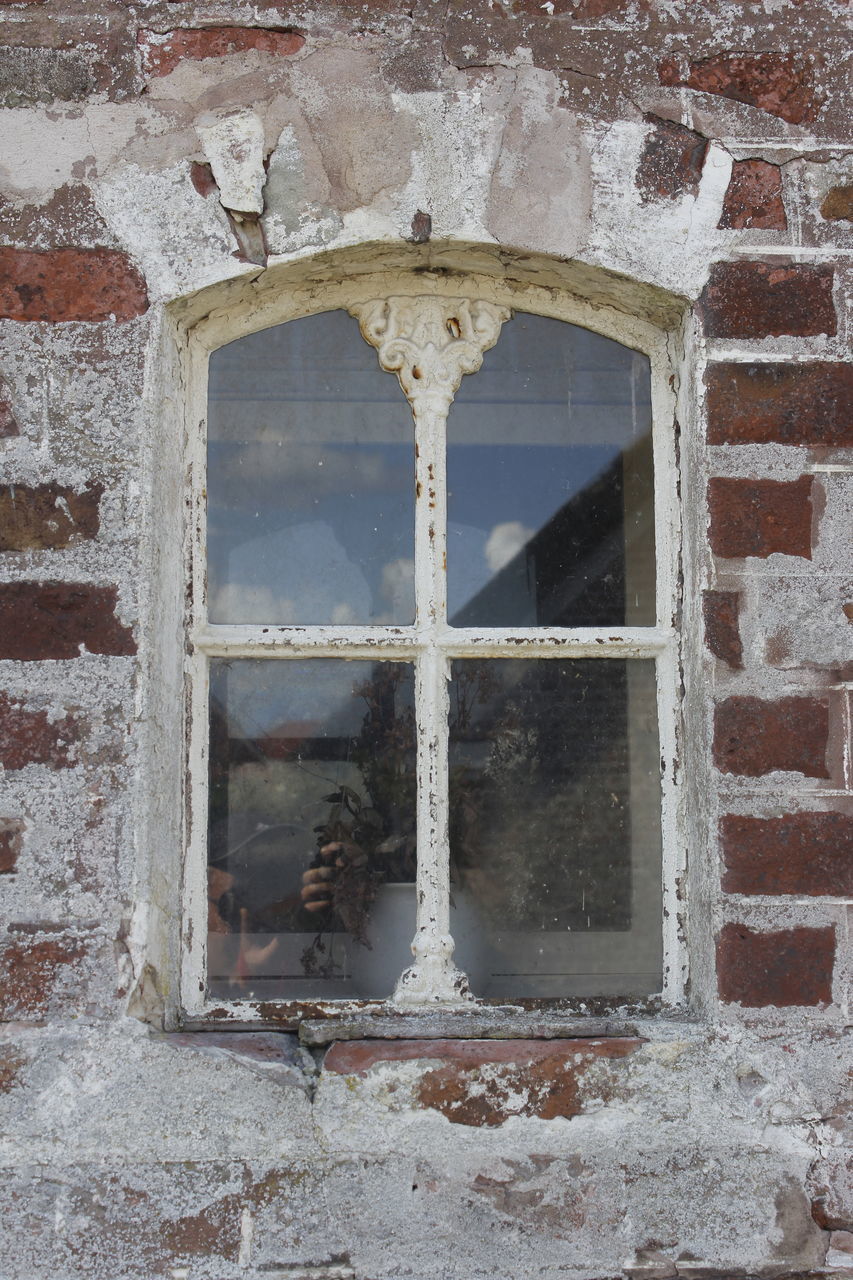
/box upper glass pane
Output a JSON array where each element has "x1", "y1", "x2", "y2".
[
  {"x1": 207, "y1": 311, "x2": 414, "y2": 625},
  {"x1": 447, "y1": 314, "x2": 655, "y2": 628}
]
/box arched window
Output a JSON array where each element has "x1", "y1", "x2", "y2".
[{"x1": 181, "y1": 277, "x2": 681, "y2": 1027}]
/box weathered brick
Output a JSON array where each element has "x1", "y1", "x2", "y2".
[
  {"x1": 0, "y1": 693, "x2": 80, "y2": 770},
  {"x1": 0, "y1": 46, "x2": 94, "y2": 107},
  {"x1": 0, "y1": 933, "x2": 89, "y2": 1021},
  {"x1": 0, "y1": 818, "x2": 24, "y2": 874},
  {"x1": 659, "y1": 52, "x2": 822, "y2": 125},
  {"x1": 820, "y1": 185, "x2": 853, "y2": 222},
  {"x1": 0, "y1": 482, "x2": 102, "y2": 551},
  {"x1": 190, "y1": 161, "x2": 218, "y2": 198},
  {"x1": 698, "y1": 262, "x2": 836, "y2": 340},
  {"x1": 721, "y1": 812, "x2": 853, "y2": 896},
  {"x1": 139, "y1": 27, "x2": 305, "y2": 78},
  {"x1": 0, "y1": 248, "x2": 147, "y2": 324},
  {"x1": 717, "y1": 923, "x2": 835, "y2": 1006},
  {"x1": 812, "y1": 1158, "x2": 853, "y2": 1231},
  {"x1": 713, "y1": 695, "x2": 829, "y2": 778},
  {"x1": 636, "y1": 116, "x2": 708, "y2": 202},
  {"x1": 325, "y1": 1038, "x2": 643, "y2": 1126},
  {"x1": 706, "y1": 363, "x2": 853, "y2": 448},
  {"x1": 0, "y1": 397, "x2": 18, "y2": 438},
  {"x1": 708, "y1": 476, "x2": 813, "y2": 560},
  {"x1": 718, "y1": 159, "x2": 786, "y2": 230},
  {"x1": 0, "y1": 184, "x2": 114, "y2": 251},
  {"x1": 0, "y1": 583, "x2": 135, "y2": 660},
  {"x1": 703, "y1": 590, "x2": 743, "y2": 668},
  {"x1": 0, "y1": 1046, "x2": 26, "y2": 1091}
]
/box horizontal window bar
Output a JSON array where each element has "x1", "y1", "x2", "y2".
[{"x1": 193, "y1": 624, "x2": 672, "y2": 658}]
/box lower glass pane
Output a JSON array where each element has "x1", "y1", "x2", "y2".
[
  {"x1": 448, "y1": 658, "x2": 663, "y2": 998},
  {"x1": 207, "y1": 658, "x2": 416, "y2": 1001}
]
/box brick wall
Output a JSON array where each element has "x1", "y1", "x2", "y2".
[{"x1": 0, "y1": 0, "x2": 851, "y2": 1276}]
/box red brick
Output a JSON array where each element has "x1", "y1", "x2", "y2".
[
  {"x1": 659, "y1": 52, "x2": 822, "y2": 125},
  {"x1": 721, "y1": 812, "x2": 853, "y2": 896},
  {"x1": 0, "y1": 483, "x2": 102, "y2": 551},
  {"x1": 718, "y1": 159, "x2": 786, "y2": 230},
  {"x1": 717, "y1": 922, "x2": 835, "y2": 1006},
  {"x1": 708, "y1": 476, "x2": 813, "y2": 560},
  {"x1": 706, "y1": 363, "x2": 853, "y2": 448},
  {"x1": 636, "y1": 116, "x2": 708, "y2": 202},
  {"x1": 821, "y1": 185, "x2": 853, "y2": 223},
  {"x1": 0, "y1": 693, "x2": 80, "y2": 771},
  {"x1": 138, "y1": 27, "x2": 305, "y2": 78},
  {"x1": 0, "y1": 934, "x2": 89, "y2": 1021},
  {"x1": 0, "y1": 583, "x2": 135, "y2": 660},
  {"x1": 703, "y1": 590, "x2": 743, "y2": 668},
  {"x1": 0, "y1": 248, "x2": 147, "y2": 324},
  {"x1": 713, "y1": 695, "x2": 829, "y2": 778},
  {"x1": 698, "y1": 262, "x2": 836, "y2": 340},
  {"x1": 325, "y1": 1038, "x2": 643, "y2": 1126},
  {"x1": 0, "y1": 819, "x2": 24, "y2": 874}
]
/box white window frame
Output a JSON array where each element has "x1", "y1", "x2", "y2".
[{"x1": 179, "y1": 270, "x2": 684, "y2": 1027}]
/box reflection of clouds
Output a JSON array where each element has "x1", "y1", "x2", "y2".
[
  {"x1": 211, "y1": 521, "x2": 372, "y2": 624},
  {"x1": 209, "y1": 442, "x2": 407, "y2": 511},
  {"x1": 485, "y1": 521, "x2": 533, "y2": 573},
  {"x1": 382, "y1": 557, "x2": 414, "y2": 607},
  {"x1": 368, "y1": 557, "x2": 415, "y2": 625},
  {"x1": 213, "y1": 583, "x2": 297, "y2": 622},
  {"x1": 331, "y1": 602, "x2": 357, "y2": 624}
]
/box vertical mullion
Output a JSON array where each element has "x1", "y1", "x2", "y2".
[{"x1": 396, "y1": 400, "x2": 469, "y2": 1004}]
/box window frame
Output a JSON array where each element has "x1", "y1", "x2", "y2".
[{"x1": 179, "y1": 270, "x2": 685, "y2": 1029}]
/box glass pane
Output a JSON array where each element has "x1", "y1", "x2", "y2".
[
  {"x1": 207, "y1": 659, "x2": 416, "y2": 1001},
  {"x1": 448, "y1": 658, "x2": 662, "y2": 998},
  {"x1": 447, "y1": 314, "x2": 655, "y2": 628},
  {"x1": 207, "y1": 311, "x2": 414, "y2": 625}
]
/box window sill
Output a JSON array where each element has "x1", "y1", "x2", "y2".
[{"x1": 179, "y1": 995, "x2": 693, "y2": 1043}]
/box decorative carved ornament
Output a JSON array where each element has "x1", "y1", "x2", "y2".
[{"x1": 351, "y1": 296, "x2": 511, "y2": 413}]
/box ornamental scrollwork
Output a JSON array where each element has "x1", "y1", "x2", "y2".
[{"x1": 351, "y1": 296, "x2": 511, "y2": 413}]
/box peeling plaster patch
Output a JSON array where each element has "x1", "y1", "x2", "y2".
[
  {"x1": 288, "y1": 49, "x2": 416, "y2": 215},
  {"x1": 196, "y1": 108, "x2": 266, "y2": 215},
  {"x1": 0, "y1": 103, "x2": 192, "y2": 202},
  {"x1": 0, "y1": 109, "x2": 91, "y2": 199},
  {"x1": 93, "y1": 162, "x2": 250, "y2": 303},
  {"x1": 486, "y1": 69, "x2": 592, "y2": 258},
  {"x1": 262, "y1": 124, "x2": 342, "y2": 256},
  {"x1": 585, "y1": 121, "x2": 733, "y2": 297},
  {"x1": 392, "y1": 89, "x2": 504, "y2": 241}
]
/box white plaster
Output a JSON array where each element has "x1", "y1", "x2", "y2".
[
  {"x1": 196, "y1": 107, "x2": 266, "y2": 214},
  {"x1": 391, "y1": 89, "x2": 504, "y2": 240},
  {"x1": 584, "y1": 122, "x2": 735, "y2": 298},
  {"x1": 93, "y1": 161, "x2": 254, "y2": 303}
]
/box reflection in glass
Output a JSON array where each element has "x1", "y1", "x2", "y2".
[
  {"x1": 448, "y1": 659, "x2": 662, "y2": 997},
  {"x1": 207, "y1": 659, "x2": 416, "y2": 1000},
  {"x1": 447, "y1": 314, "x2": 655, "y2": 628},
  {"x1": 207, "y1": 310, "x2": 414, "y2": 625}
]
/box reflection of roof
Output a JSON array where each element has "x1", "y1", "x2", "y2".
[{"x1": 450, "y1": 434, "x2": 653, "y2": 628}]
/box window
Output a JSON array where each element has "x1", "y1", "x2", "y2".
[{"x1": 181, "y1": 277, "x2": 681, "y2": 1026}]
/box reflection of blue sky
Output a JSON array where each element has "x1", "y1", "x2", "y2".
[
  {"x1": 206, "y1": 308, "x2": 652, "y2": 627},
  {"x1": 212, "y1": 658, "x2": 412, "y2": 742},
  {"x1": 208, "y1": 442, "x2": 413, "y2": 623},
  {"x1": 447, "y1": 445, "x2": 618, "y2": 617}
]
